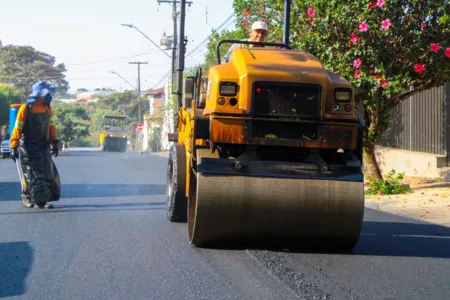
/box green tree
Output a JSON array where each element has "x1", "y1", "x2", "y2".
[
  {"x1": 52, "y1": 104, "x2": 90, "y2": 146},
  {"x1": 0, "y1": 43, "x2": 69, "y2": 98},
  {"x1": 90, "y1": 108, "x2": 123, "y2": 133},
  {"x1": 211, "y1": 0, "x2": 450, "y2": 179},
  {"x1": 204, "y1": 29, "x2": 247, "y2": 70},
  {"x1": 88, "y1": 90, "x2": 150, "y2": 146},
  {"x1": 0, "y1": 84, "x2": 22, "y2": 127}
]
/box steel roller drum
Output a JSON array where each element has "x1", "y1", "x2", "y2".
[{"x1": 188, "y1": 157, "x2": 364, "y2": 248}]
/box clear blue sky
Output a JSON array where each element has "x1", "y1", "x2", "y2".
[{"x1": 0, "y1": 0, "x2": 236, "y2": 93}]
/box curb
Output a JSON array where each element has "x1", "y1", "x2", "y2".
[{"x1": 364, "y1": 200, "x2": 380, "y2": 211}]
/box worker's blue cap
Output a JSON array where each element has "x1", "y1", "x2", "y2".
[{"x1": 28, "y1": 81, "x2": 56, "y2": 98}]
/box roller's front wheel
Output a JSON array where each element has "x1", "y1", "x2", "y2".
[{"x1": 166, "y1": 144, "x2": 187, "y2": 222}]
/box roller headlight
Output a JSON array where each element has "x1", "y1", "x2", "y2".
[
  {"x1": 219, "y1": 82, "x2": 238, "y2": 96},
  {"x1": 335, "y1": 88, "x2": 352, "y2": 102}
]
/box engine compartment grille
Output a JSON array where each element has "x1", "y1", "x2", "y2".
[{"x1": 252, "y1": 82, "x2": 321, "y2": 118}]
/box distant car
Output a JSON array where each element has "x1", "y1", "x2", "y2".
[{"x1": 1, "y1": 133, "x2": 11, "y2": 158}]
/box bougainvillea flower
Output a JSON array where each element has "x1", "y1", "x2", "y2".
[
  {"x1": 353, "y1": 58, "x2": 362, "y2": 68},
  {"x1": 445, "y1": 48, "x2": 450, "y2": 58},
  {"x1": 375, "y1": 74, "x2": 382, "y2": 80},
  {"x1": 351, "y1": 32, "x2": 360, "y2": 43},
  {"x1": 415, "y1": 64, "x2": 426, "y2": 74},
  {"x1": 367, "y1": 1, "x2": 377, "y2": 9},
  {"x1": 379, "y1": 80, "x2": 389, "y2": 88},
  {"x1": 381, "y1": 19, "x2": 391, "y2": 30},
  {"x1": 243, "y1": 21, "x2": 248, "y2": 29},
  {"x1": 418, "y1": 2, "x2": 427, "y2": 8},
  {"x1": 386, "y1": 39, "x2": 392, "y2": 43},
  {"x1": 377, "y1": 0, "x2": 385, "y2": 7},
  {"x1": 421, "y1": 22, "x2": 426, "y2": 29},
  {"x1": 430, "y1": 43, "x2": 440, "y2": 52},
  {"x1": 359, "y1": 22, "x2": 368, "y2": 32},
  {"x1": 307, "y1": 17, "x2": 313, "y2": 23},
  {"x1": 242, "y1": 9, "x2": 249, "y2": 16},
  {"x1": 355, "y1": 70, "x2": 362, "y2": 79},
  {"x1": 307, "y1": 7, "x2": 315, "y2": 17}
]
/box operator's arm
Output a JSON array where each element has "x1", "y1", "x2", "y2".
[
  {"x1": 10, "y1": 104, "x2": 27, "y2": 149},
  {"x1": 48, "y1": 106, "x2": 57, "y2": 142}
]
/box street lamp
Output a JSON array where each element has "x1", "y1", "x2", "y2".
[{"x1": 121, "y1": 23, "x2": 171, "y2": 58}]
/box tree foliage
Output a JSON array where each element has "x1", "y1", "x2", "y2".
[
  {"x1": 0, "y1": 84, "x2": 22, "y2": 127},
  {"x1": 209, "y1": 0, "x2": 450, "y2": 178},
  {"x1": 0, "y1": 43, "x2": 69, "y2": 98},
  {"x1": 52, "y1": 104, "x2": 90, "y2": 145},
  {"x1": 88, "y1": 90, "x2": 150, "y2": 142}
]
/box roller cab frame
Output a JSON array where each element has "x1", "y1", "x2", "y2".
[{"x1": 165, "y1": 0, "x2": 364, "y2": 250}]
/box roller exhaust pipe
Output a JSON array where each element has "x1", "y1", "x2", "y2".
[{"x1": 283, "y1": 0, "x2": 291, "y2": 46}]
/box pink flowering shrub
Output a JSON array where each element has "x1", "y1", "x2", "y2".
[{"x1": 229, "y1": 0, "x2": 449, "y2": 179}]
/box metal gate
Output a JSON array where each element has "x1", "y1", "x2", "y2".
[{"x1": 380, "y1": 82, "x2": 449, "y2": 164}]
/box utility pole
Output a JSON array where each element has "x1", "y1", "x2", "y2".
[
  {"x1": 176, "y1": 0, "x2": 187, "y2": 110},
  {"x1": 157, "y1": 0, "x2": 192, "y2": 94},
  {"x1": 157, "y1": 0, "x2": 192, "y2": 131},
  {"x1": 129, "y1": 61, "x2": 148, "y2": 124}
]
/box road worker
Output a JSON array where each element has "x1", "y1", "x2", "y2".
[
  {"x1": 224, "y1": 20, "x2": 269, "y2": 62},
  {"x1": 10, "y1": 81, "x2": 61, "y2": 209}
]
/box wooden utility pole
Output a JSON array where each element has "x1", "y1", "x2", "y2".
[
  {"x1": 157, "y1": 0, "x2": 193, "y2": 95},
  {"x1": 129, "y1": 61, "x2": 148, "y2": 124}
]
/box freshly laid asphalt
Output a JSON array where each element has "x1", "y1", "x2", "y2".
[{"x1": 0, "y1": 150, "x2": 449, "y2": 300}]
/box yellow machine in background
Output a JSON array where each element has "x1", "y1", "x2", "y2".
[
  {"x1": 165, "y1": 0, "x2": 364, "y2": 250},
  {"x1": 99, "y1": 115, "x2": 128, "y2": 152}
]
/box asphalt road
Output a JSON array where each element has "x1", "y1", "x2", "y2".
[{"x1": 0, "y1": 150, "x2": 449, "y2": 300}]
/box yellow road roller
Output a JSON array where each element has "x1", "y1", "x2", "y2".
[
  {"x1": 166, "y1": 0, "x2": 364, "y2": 250},
  {"x1": 99, "y1": 114, "x2": 128, "y2": 152}
]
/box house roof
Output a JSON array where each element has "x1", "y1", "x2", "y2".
[{"x1": 144, "y1": 87, "x2": 165, "y2": 96}]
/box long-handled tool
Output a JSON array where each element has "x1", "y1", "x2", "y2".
[{"x1": 14, "y1": 154, "x2": 26, "y2": 193}]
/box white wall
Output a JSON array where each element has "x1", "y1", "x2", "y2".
[
  {"x1": 142, "y1": 118, "x2": 149, "y2": 151},
  {"x1": 161, "y1": 76, "x2": 175, "y2": 151}
]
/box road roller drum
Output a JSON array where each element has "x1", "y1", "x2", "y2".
[{"x1": 187, "y1": 149, "x2": 365, "y2": 249}]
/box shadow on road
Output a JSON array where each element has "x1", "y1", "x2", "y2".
[
  {"x1": 0, "y1": 182, "x2": 165, "y2": 201},
  {"x1": 196, "y1": 220, "x2": 450, "y2": 259},
  {"x1": 0, "y1": 202, "x2": 165, "y2": 215},
  {"x1": 56, "y1": 201, "x2": 165, "y2": 209},
  {"x1": 61, "y1": 184, "x2": 165, "y2": 198},
  {"x1": 0, "y1": 182, "x2": 20, "y2": 201},
  {"x1": 0, "y1": 242, "x2": 33, "y2": 298},
  {"x1": 352, "y1": 221, "x2": 450, "y2": 258},
  {"x1": 58, "y1": 152, "x2": 102, "y2": 156}
]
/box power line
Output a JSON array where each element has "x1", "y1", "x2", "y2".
[
  {"x1": 150, "y1": 8, "x2": 234, "y2": 91},
  {"x1": 185, "y1": 13, "x2": 235, "y2": 58},
  {"x1": 66, "y1": 49, "x2": 157, "y2": 66}
]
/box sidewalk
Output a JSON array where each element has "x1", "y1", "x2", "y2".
[
  {"x1": 365, "y1": 177, "x2": 450, "y2": 227},
  {"x1": 142, "y1": 151, "x2": 169, "y2": 158}
]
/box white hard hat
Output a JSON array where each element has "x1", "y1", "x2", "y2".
[{"x1": 251, "y1": 20, "x2": 268, "y2": 32}]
